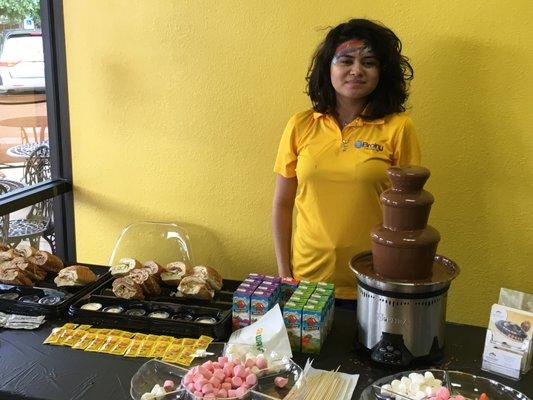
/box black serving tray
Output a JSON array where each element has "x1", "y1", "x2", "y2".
[
  {"x1": 68, "y1": 293, "x2": 232, "y2": 340},
  {"x1": 0, "y1": 263, "x2": 113, "y2": 317}
]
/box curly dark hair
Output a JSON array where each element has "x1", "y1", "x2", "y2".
[{"x1": 306, "y1": 19, "x2": 414, "y2": 120}]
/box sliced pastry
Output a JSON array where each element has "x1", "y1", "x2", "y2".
[
  {"x1": 13, "y1": 257, "x2": 47, "y2": 281},
  {"x1": 192, "y1": 265, "x2": 223, "y2": 291},
  {"x1": 128, "y1": 268, "x2": 162, "y2": 295},
  {"x1": 54, "y1": 265, "x2": 97, "y2": 287},
  {"x1": 28, "y1": 251, "x2": 64, "y2": 273},
  {"x1": 112, "y1": 276, "x2": 144, "y2": 300},
  {"x1": 110, "y1": 258, "x2": 142, "y2": 276},
  {"x1": 178, "y1": 275, "x2": 214, "y2": 300},
  {"x1": 161, "y1": 261, "x2": 192, "y2": 286},
  {"x1": 0, "y1": 268, "x2": 33, "y2": 286},
  {"x1": 142, "y1": 260, "x2": 164, "y2": 277}
]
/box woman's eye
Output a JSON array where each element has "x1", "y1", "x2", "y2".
[
  {"x1": 339, "y1": 58, "x2": 353, "y2": 65},
  {"x1": 363, "y1": 60, "x2": 378, "y2": 68}
]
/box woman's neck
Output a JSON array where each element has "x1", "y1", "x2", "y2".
[{"x1": 335, "y1": 96, "x2": 367, "y2": 122}]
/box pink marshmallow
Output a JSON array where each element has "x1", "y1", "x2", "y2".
[
  {"x1": 245, "y1": 373, "x2": 257, "y2": 386},
  {"x1": 183, "y1": 374, "x2": 193, "y2": 385},
  {"x1": 244, "y1": 358, "x2": 255, "y2": 368},
  {"x1": 221, "y1": 382, "x2": 232, "y2": 390},
  {"x1": 209, "y1": 377, "x2": 221, "y2": 388},
  {"x1": 201, "y1": 383, "x2": 214, "y2": 394},
  {"x1": 218, "y1": 356, "x2": 229, "y2": 364},
  {"x1": 194, "y1": 391, "x2": 203, "y2": 397},
  {"x1": 186, "y1": 383, "x2": 195, "y2": 392},
  {"x1": 228, "y1": 389, "x2": 237, "y2": 397},
  {"x1": 213, "y1": 369, "x2": 225, "y2": 381},
  {"x1": 255, "y1": 357, "x2": 268, "y2": 369},
  {"x1": 204, "y1": 394, "x2": 215, "y2": 399},
  {"x1": 192, "y1": 374, "x2": 204, "y2": 383},
  {"x1": 194, "y1": 379, "x2": 207, "y2": 391},
  {"x1": 232, "y1": 376, "x2": 243, "y2": 387},
  {"x1": 235, "y1": 386, "x2": 247, "y2": 397},
  {"x1": 163, "y1": 379, "x2": 174, "y2": 392},
  {"x1": 224, "y1": 377, "x2": 233, "y2": 383},
  {"x1": 226, "y1": 361, "x2": 236, "y2": 370},
  {"x1": 454, "y1": 396, "x2": 465, "y2": 400},
  {"x1": 274, "y1": 376, "x2": 289, "y2": 388},
  {"x1": 223, "y1": 365, "x2": 233, "y2": 377},
  {"x1": 437, "y1": 387, "x2": 451, "y2": 400},
  {"x1": 217, "y1": 388, "x2": 228, "y2": 398},
  {"x1": 233, "y1": 365, "x2": 245, "y2": 378}
]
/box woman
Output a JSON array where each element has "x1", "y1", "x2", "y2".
[{"x1": 272, "y1": 18, "x2": 420, "y2": 299}]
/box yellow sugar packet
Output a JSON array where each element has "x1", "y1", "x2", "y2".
[
  {"x1": 182, "y1": 338, "x2": 196, "y2": 347},
  {"x1": 196, "y1": 335, "x2": 214, "y2": 349},
  {"x1": 75, "y1": 324, "x2": 92, "y2": 330},
  {"x1": 72, "y1": 332, "x2": 96, "y2": 350},
  {"x1": 94, "y1": 328, "x2": 111, "y2": 335},
  {"x1": 107, "y1": 329, "x2": 123, "y2": 337},
  {"x1": 119, "y1": 331, "x2": 134, "y2": 338},
  {"x1": 180, "y1": 347, "x2": 196, "y2": 358},
  {"x1": 108, "y1": 337, "x2": 132, "y2": 356},
  {"x1": 60, "y1": 323, "x2": 78, "y2": 330},
  {"x1": 57, "y1": 329, "x2": 76, "y2": 346},
  {"x1": 124, "y1": 339, "x2": 143, "y2": 357},
  {"x1": 149, "y1": 340, "x2": 171, "y2": 358},
  {"x1": 146, "y1": 334, "x2": 159, "y2": 341},
  {"x1": 43, "y1": 328, "x2": 66, "y2": 345},
  {"x1": 162, "y1": 343, "x2": 184, "y2": 363},
  {"x1": 84, "y1": 334, "x2": 107, "y2": 352},
  {"x1": 158, "y1": 335, "x2": 174, "y2": 341},
  {"x1": 174, "y1": 355, "x2": 194, "y2": 366},
  {"x1": 99, "y1": 336, "x2": 121, "y2": 353},
  {"x1": 172, "y1": 338, "x2": 184, "y2": 346},
  {"x1": 136, "y1": 340, "x2": 156, "y2": 358},
  {"x1": 133, "y1": 333, "x2": 147, "y2": 340},
  {"x1": 62, "y1": 329, "x2": 88, "y2": 347}
]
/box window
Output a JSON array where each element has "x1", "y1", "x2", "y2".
[{"x1": 0, "y1": 0, "x2": 74, "y2": 261}]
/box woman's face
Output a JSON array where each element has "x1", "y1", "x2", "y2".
[{"x1": 330, "y1": 39, "x2": 380, "y2": 103}]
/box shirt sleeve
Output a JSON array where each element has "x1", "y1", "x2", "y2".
[
  {"x1": 393, "y1": 116, "x2": 421, "y2": 166},
  {"x1": 273, "y1": 115, "x2": 299, "y2": 178}
]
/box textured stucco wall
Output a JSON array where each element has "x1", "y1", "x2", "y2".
[{"x1": 63, "y1": 0, "x2": 533, "y2": 326}]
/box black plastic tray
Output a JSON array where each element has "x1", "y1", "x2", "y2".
[
  {"x1": 0, "y1": 263, "x2": 112, "y2": 317},
  {"x1": 68, "y1": 293, "x2": 232, "y2": 339}
]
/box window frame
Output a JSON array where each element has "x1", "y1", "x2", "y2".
[{"x1": 0, "y1": 0, "x2": 76, "y2": 262}]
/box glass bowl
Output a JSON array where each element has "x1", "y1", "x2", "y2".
[
  {"x1": 130, "y1": 359, "x2": 188, "y2": 400},
  {"x1": 360, "y1": 369, "x2": 531, "y2": 400}
]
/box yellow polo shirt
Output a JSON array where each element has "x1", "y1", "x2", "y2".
[{"x1": 274, "y1": 109, "x2": 420, "y2": 299}]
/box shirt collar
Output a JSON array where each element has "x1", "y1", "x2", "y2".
[{"x1": 312, "y1": 110, "x2": 385, "y2": 125}]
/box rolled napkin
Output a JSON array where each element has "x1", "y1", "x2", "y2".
[
  {"x1": 27, "y1": 250, "x2": 64, "y2": 273},
  {"x1": 192, "y1": 265, "x2": 223, "y2": 291},
  {"x1": 160, "y1": 261, "x2": 191, "y2": 286},
  {"x1": 54, "y1": 265, "x2": 97, "y2": 287},
  {"x1": 112, "y1": 276, "x2": 144, "y2": 300},
  {"x1": 178, "y1": 275, "x2": 214, "y2": 300},
  {"x1": 110, "y1": 258, "x2": 142, "y2": 276}
]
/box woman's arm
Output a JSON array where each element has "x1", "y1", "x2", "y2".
[{"x1": 272, "y1": 174, "x2": 298, "y2": 277}]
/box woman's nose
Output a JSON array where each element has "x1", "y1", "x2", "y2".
[{"x1": 350, "y1": 61, "x2": 363, "y2": 76}]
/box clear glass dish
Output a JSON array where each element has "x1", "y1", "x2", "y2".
[
  {"x1": 360, "y1": 369, "x2": 531, "y2": 400},
  {"x1": 131, "y1": 358, "x2": 303, "y2": 400}
]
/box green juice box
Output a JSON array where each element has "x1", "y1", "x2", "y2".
[
  {"x1": 301, "y1": 302, "x2": 327, "y2": 353},
  {"x1": 283, "y1": 300, "x2": 305, "y2": 352}
]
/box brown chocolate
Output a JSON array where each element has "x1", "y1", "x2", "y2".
[{"x1": 370, "y1": 166, "x2": 441, "y2": 280}]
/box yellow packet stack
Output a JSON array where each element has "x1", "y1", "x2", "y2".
[
  {"x1": 60, "y1": 323, "x2": 78, "y2": 330},
  {"x1": 72, "y1": 332, "x2": 96, "y2": 350},
  {"x1": 196, "y1": 335, "x2": 214, "y2": 350},
  {"x1": 124, "y1": 339, "x2": 143, "y2": 357},
  {"x1": 136, "y1": 339, "x2": 156, "y2": 358},
  {"x1": 99, "y1": 335, "x2": 121, "y2": 353},
  {"x1": 108, "y1": 337, "x2": 132, "y2": 356},
  {"x1": 43, "y1": 328, "x2": 66, "y2": 345},
  {"x1": 149, "y1": 339, "x2": 172, "y2": 358},
  {"x1": 84, "y1": 334, "x2": 107, "y2": 352},
  {"x1": 132, "y1": 333, "x2": 147, "y2": 340},
  {"x1": 76, "y1": 324, "x2": 92, "y2": 331},
  {"x1": 57, "y1": 329, "x2": 76, "y2": 346},
  {"x1": 174, "y1": 353, "x2": 195, "y2": 367},
  {"x1": 182, "y1": 338, "x2": 196, "y2": 347},
  {"x1": 62, "y1": 329, "x2": 89, "y2": 347},
  {"x1": 119, "y1": 331, "x2": 134, "y2": 338},
  {"x1": 161, "y1": 343, "x2": 184, "y2": 363}
]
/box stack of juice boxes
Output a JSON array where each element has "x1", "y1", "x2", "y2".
[
  {"x1": 232, "y1": 274, "x2": 297, "y2": 330},
  {"x1": 232, "y1": 273, "x2": 334, "y2": 354},
  {"x1": 282, "y1": 281, "x2": 335, "y2": 354}
]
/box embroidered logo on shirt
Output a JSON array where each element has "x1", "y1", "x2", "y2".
[{"x1": 355, "y1": 140, "x2": 383, "y2": 152}]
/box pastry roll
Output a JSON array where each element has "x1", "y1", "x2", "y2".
[
  {"x1": 13, "y1": 257, "x2": 47, "y2": 281},
  {"x1": 192, "y1": 265, "x2": 223, "y2": 291},
  {"x1": 110, "y1": 258, "x2": 142, "y2": 276},
  {"x1": 28, "y1": 251, "x2": 64, "y2": 273},
  {"x1": 0, "y1": 268, "x2": 33, "y2": 286},
  {"x1": 112, "y1": 276, "x2": 144, "y2": 300},
  {"x1": 14, "y1": 246, "x2": 39, "y2": 258},
  {"x1": 128, "y1": 268, "x2": 161, "y2": 295},
  {"x1": 0, "y1": 248, "x2": 16, "y2": 262},
  {"x1": 161, "y1": 261, "x2": 192, "y2": 286},
  {"x1": 142, "y1": 260, "x2": 163, "y2": 277},
  {"x1": 178, "y1": 275, "x2": 214, "y2": 300},
  {"x1": 54, "y1": 265, "x2": 97, "y2": 286}
]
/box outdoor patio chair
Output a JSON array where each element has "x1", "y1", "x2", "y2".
[
  {"x1": 108, "y1": 221, "x2": 193, "y2": 267},
  {"x1": 1, "y1": 145, "x2": 55, "y2": 251}
]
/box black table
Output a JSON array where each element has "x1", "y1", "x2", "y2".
[{"x1": 0, "y1": 307, "x2": 531, "y2": 400}]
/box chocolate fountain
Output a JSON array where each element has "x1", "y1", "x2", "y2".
[{"x1": 350, "y1": 166, "x2": 460, "y2": 366}]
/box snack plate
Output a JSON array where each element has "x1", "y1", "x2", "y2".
[
  {"x1": 131, "y1": 349, "x2": 303, "y2": 400},
  {"x1": 68, "y1": 294, "x2": 232, "y2": 340},
  {"x1": 360, "y1": 369, "x2": 531, "y2": 400},
  {"x1": 0, "y1": 263, "x2": 112, "y2": 317}
]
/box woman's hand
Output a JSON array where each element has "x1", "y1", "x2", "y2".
[{"x1": 272, "y1": 174, "x2": 297, "y2": 278}]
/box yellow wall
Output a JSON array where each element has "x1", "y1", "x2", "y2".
[{"x1": 63, "y1": 0, "x2": 533, "y2": 326}]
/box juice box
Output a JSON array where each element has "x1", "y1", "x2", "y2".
[
  {"x1": 247, "y1": 273, "x2": 264, "y2": 280},
  {"x1": 301, "y1": 302, "x2": 326, "y2": 354},
  {"x1": 242, "y1": 278, "x2": 261, "y2": 288},
  {"x1": 280, "y1": 278, "x2": 299, "y2": 305},
  {"x1": 232, "y1": 287, "x2": 253, "y2": 330},
  {"x1": 298, "y1": 280, "x2": 317, "y2": 288},
  {"x1": 283, "y1": 300, "x2": 304, "y2": 352},
  {"x1": 262, "y1": 275, "x2": 281, "y2": 283},
  {"x1": 316, "y1": 282, "x2": 334, "y2": 291},
  {"x1": 250, "y1": 289, "x2": 274, "y2": 323}
]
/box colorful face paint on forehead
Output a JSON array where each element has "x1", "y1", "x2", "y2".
[{"x1": 332, "y1": 39, "x2": 374, "y2": 64}]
